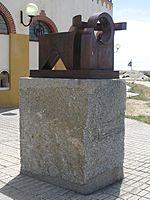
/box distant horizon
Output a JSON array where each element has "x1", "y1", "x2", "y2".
[{"x1": 119, "y1": 69, "x2": 150, "y2": 72}]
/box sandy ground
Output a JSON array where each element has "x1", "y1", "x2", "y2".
[
  {"x1": 134, "y1": 81, "x2": 150, "y2": 88},
  {"x1": 126, "y1": 81, "x2": 150, "y2": 116},
  {"x1": 126, "y1": 99, "x2": 150, "y2": 116},
  {"x1": 126, "y1": 80, "x2": 150, "y2": 88}
]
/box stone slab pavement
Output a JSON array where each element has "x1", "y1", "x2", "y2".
[{"x1": 0, "y1": 108, "x2": 150, "y2": 200}]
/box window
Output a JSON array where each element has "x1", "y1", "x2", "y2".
[
  {"x1": 29, "y1": 20, "x2": 52, "y2": 41},
  {"x1": 0, "y1": 14, "x2": 8, "y2": 34},
  {"x1": 0, "y1": 71, "x2": 9, "y2": 88}
]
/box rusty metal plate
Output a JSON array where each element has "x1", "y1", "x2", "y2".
[{"x1": 30, "y1": 12, "x2": 126, "y2": 79}]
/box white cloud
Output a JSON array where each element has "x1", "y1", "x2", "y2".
[
  {"x1": 115, "y1": 8, "x2": 148, "y2": 20},
  {"x1": 114, "y1": 20, "x2": 150, "y2": 71}
]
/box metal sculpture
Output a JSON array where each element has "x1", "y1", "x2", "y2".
[{"x1": 30, "y1": 12, "x2": 126, "y2": 78}]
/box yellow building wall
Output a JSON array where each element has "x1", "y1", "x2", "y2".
[
  {"x1": 0, "y1": 33, "x2": 29, "y2": 107},
  {"x1": 54, "y1": 59, "x2": 66, "y2": 70}
]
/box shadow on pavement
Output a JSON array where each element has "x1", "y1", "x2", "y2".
[
  {"x1": 0, "y1": 174, "x2": 123, "y2": 200},
  {"x1": 1, "y1": 112, "x2": 17, "y2": 116},
  {"x1": 0, "y1": 107, "x2": 18, "y2": 114}
]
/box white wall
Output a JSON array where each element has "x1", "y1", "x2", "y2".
[
  {"x1": 0, "y1": 0, "x2": 113, "y2": 34},
  {"x1": 43, "y1": 0, "x2": 113, "y2": 32},
  {"x1": 29, "y1": 42, "x2": 39, "y2": 70},
  {"x1": 0, "y1": 35, "x2": 9, "y2": 72}
]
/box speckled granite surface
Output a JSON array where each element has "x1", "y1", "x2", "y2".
[{"x1": 19, "y1": 78, "x2": 126, "y2": 194}]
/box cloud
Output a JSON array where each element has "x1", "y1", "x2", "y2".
[
  {"x1": 114, "y1": 8, "x2": 150, "y2": 22},
  {"x1": 114, "y1": 20, "x2": 150, "y2": 70}
]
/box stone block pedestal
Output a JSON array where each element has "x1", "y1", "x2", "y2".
[{"x1": 19, "y1": 78, "x2": 126, "y2": 194}]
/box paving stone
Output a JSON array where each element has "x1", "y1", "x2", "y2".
[
  {"x1": 137, "y1": 190, "x2": 149, "y2": 197},
  {"x1": 127, "y1": 195, "x2": 140, "y2": 200}
]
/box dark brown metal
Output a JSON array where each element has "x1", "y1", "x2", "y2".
[
  {"x1": 30, "y1": 12, "x2": 126, "y2": 79},
  {"x1": 30, "y1": 70, "x2": 119, "y2": 79}
]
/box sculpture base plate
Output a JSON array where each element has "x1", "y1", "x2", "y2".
[{"x1": 30, "y1": 70, "x2": 119, "y2": 79}]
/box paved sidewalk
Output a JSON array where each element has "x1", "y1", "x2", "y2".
[{"x1": 0, "y1": 108, "x2": 150, "y2": 200}]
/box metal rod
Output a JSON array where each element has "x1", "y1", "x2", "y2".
[{"x1": 20, "y1": 10, "x2": 33, "y2": 27}]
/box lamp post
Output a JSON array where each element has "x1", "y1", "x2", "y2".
[
  {"x1": 20, "y1": 3, "x2": 39, "y2": 27},
  {"x1": 128, "y1": 59, "x2": 132, "y2": 71},
  {"x1": 114, "y1": 43, "x2": 121, "y2": 53}
]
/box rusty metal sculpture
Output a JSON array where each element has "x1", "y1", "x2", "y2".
[{"x1": 30, "y1": 12, "x2": 126, "y2": 78}]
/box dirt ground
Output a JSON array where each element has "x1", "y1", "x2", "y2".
[
  {"x1": 126, "y1": 81, "x2": 150, "y2": 116},
  {"x1": 126, "y1": 99, "x2": 150, "y2": 116},
  {"x1": 134, "y1": 81, "x2": 150, "y2": 88}
]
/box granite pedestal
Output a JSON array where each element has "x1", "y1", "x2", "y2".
[{"x1": 19, "y1": 78, "x2": 126, "y2": 194}]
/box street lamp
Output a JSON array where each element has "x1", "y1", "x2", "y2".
[
  {"x1": 114, "y1": 43, "x2": 121, "y2": 53},
  {"x1": 20, "y1": 3, "x2": 39, "y2": 27}
]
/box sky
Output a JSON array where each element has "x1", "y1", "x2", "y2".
[{"x1": 113, "y1": 0, "x2": 150, "y2": 71}]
